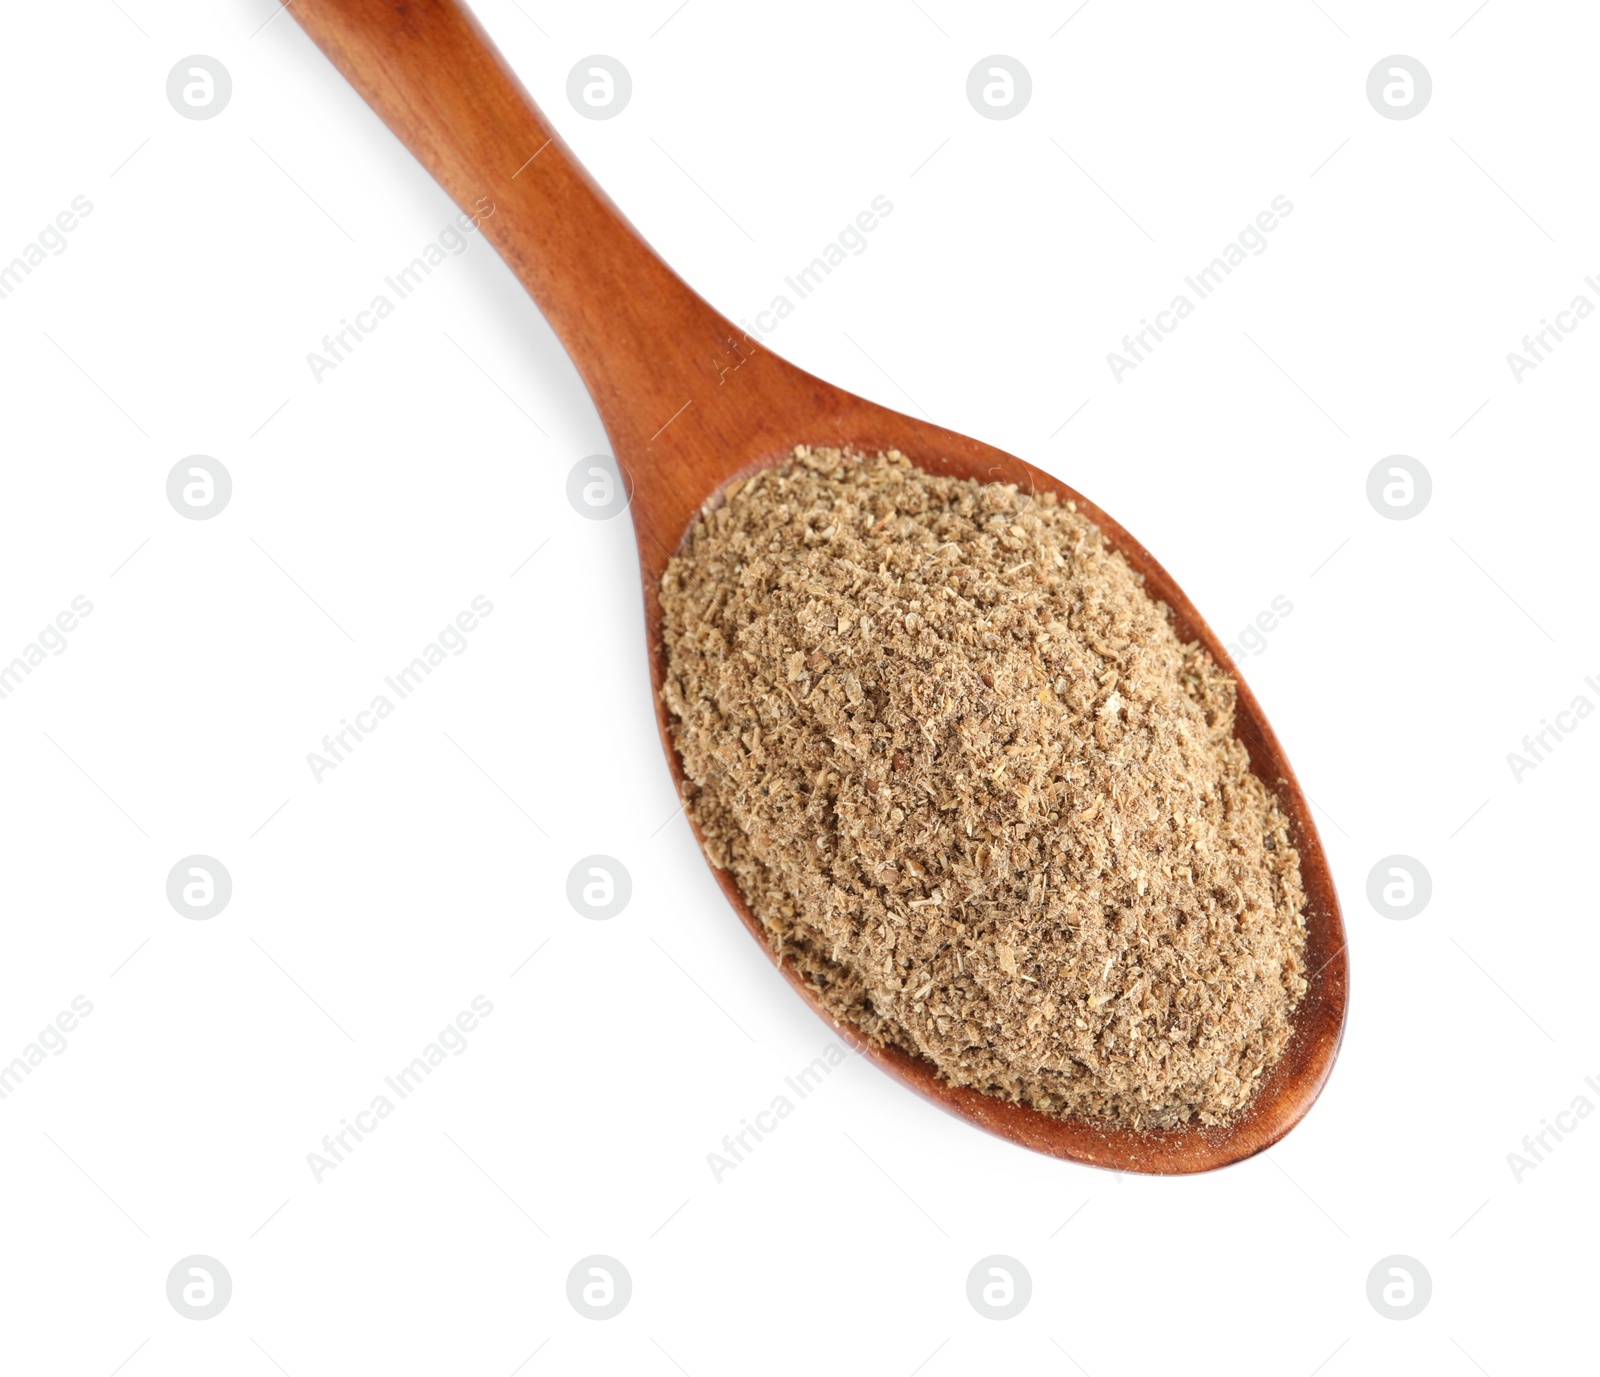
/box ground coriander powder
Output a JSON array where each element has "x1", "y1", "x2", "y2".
[{"x1": 660, "y1": 447, "x2": 1307, "y2": 1129}]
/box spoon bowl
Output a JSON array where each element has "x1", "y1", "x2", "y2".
[{"x1": 290, "y1": 0, "x2": 1348, "y2": 1173}]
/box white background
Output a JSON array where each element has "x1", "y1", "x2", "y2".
[{"x1": 1, "y1": 1, "x2": 1596, "y2": 1373}]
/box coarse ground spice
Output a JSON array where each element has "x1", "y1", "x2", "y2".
[{"x1": 660, "y1": 447, "x2": 1307, "y2": 1129}]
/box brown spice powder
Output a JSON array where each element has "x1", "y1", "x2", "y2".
[{"x1": 660, "y1": 447, "x2": 1307, "y2": 1129}]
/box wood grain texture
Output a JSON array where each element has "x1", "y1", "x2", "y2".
[{"x1": 289, "y1": 0, "x2": 1348, "y2": 1173}]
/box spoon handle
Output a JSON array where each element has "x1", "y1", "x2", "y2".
[{"x1": 288, "y1": 0, "x2": 735, "y2": 442}]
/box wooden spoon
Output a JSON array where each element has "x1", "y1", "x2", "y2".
[{"x1": 289, "y1": 0, "x2": 1347, "y2": 1174}]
